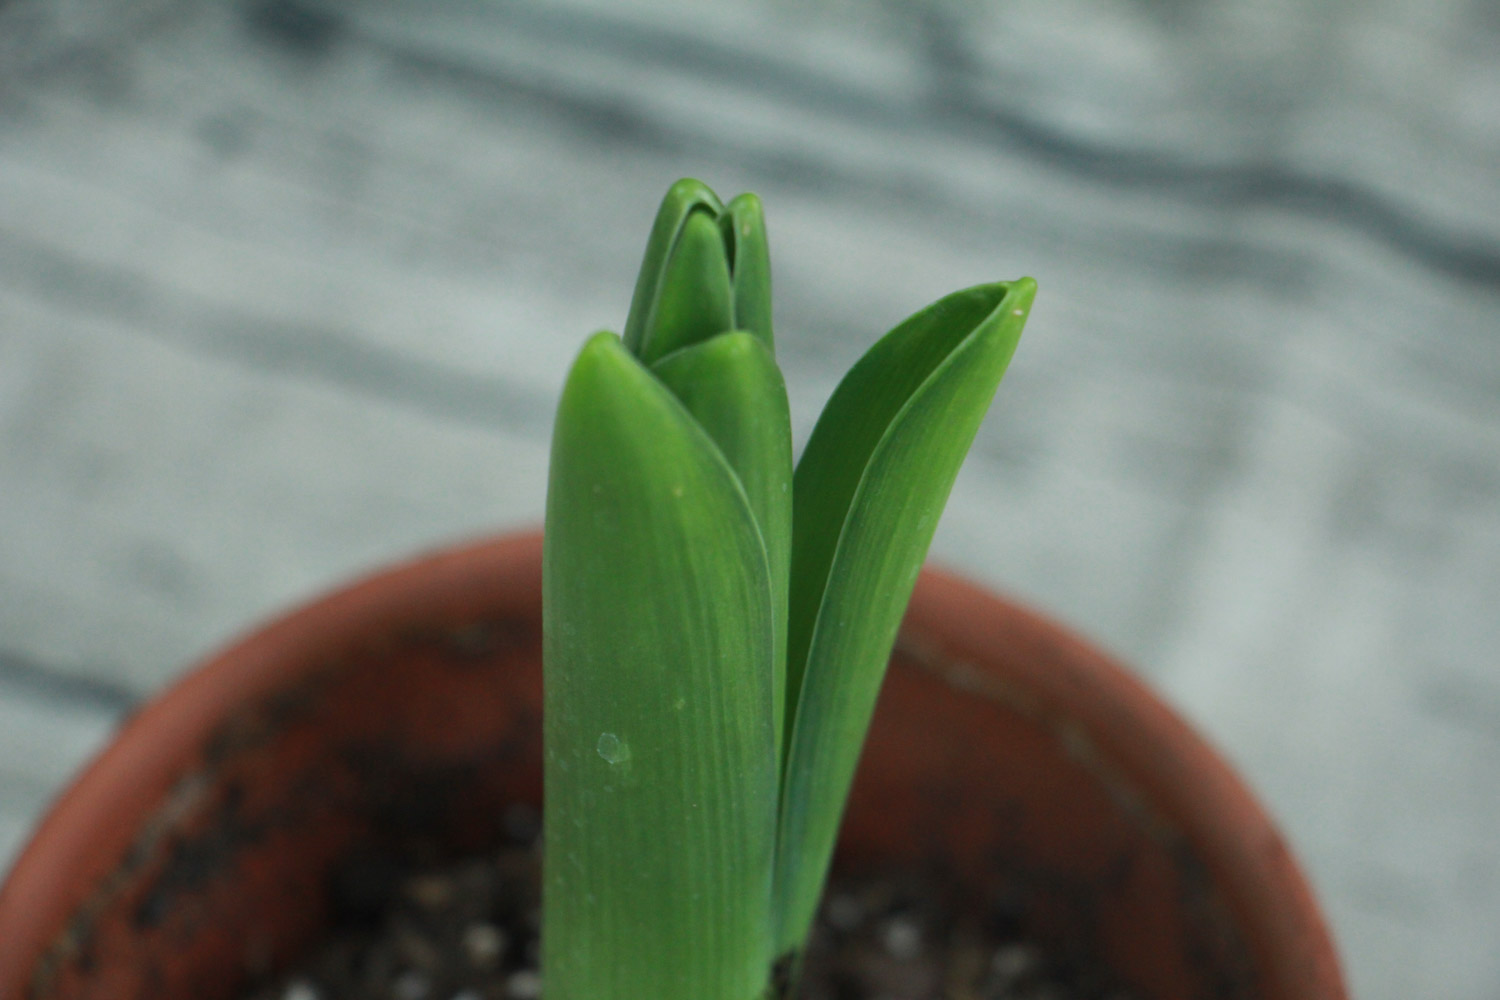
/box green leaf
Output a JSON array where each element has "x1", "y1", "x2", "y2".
[
  {"x1": 773, "y1": 279, "x2": 1036, "y2": 956},
  {"x1": 623, "y1": 178, "x2": 724, "y2": 357},
  {"x1": 722, "y1": 193, "x2": 773, "y2": 351},
  {"x1": 653, "y1": 331, "x2": 794, "y2": 758},
  {"x1": 544, "y1": 332, "x2": 778, "y2": 1000},
  {"x1": 636, "y1": 208, "x2": 736, "y2": 365}
]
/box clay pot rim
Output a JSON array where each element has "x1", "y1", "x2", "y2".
[{"x1": 0, "y1": 530, "x2": 1345, "y2": 999}]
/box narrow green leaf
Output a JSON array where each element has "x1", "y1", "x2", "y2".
[
  {"x1": 722, "y1": 193, "x2": 773, "y2": 351},
  {"x1": 637, "y1": 208, "x2": 736, "y2": 365},
  {"x1": 774, "y1": 279, "x2": 1036, "y2": 956},
  {"x1": 544, "y1": 331, "x2": 777, "y2": 1000},
  {"x1": 622, "y1": 178, "x2": 723, "y2": 356},
  {"x1": 653, "y1": 331, "x2": 794, "y2": 758}
]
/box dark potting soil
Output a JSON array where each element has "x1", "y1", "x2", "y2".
[{"x1": 245, "y1": 805, "x2": 1135, "y2": 1000}]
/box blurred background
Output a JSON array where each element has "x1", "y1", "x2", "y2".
[{"x1": 1, "y1": 0, "x2": 1497, "y2": 996}]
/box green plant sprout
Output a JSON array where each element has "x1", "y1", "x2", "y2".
[{"x1": 543, "y1": 179, "x2": 1035, "y2": 1000}]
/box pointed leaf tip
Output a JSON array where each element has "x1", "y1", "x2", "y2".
[
  {"x1": 638, "y1": 208, "x2": 735, "y2": 365},
  {"x1": 723, "y1": 193, "x2": 773, "y2": 350},
  {"x1": 624, "y1": 179, "x2": 727, "y2": 357}
]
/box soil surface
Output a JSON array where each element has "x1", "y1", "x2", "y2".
[{"x1": 245, "y1": 806, "x2": 1135, "y2": 1000}]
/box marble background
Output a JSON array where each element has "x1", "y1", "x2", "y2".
[{"x1": 2, "y1": 1, "x2": 1498, "y2": 996}]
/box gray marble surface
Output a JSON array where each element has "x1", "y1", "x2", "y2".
[{"x1": 2, "y1": 1, "x2": 1498, "y2": 997}]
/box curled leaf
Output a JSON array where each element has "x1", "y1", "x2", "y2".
[
  {"x1": 623, "y1": 178, "x2": 724, "y2": 357},
  {"x1": 544, "y1": 332, "x2": 777, "y2": 1000},
  {"x1": 654, "y1": 331, "x2": 793, "y2": 755},
  {"x1": 637, "y1": 208, "x2": 736, "y2": 365},
  {"x1": 774, "y1": 279, "x2": 1036, "y2": 956},
  {"x1": 722, "y1": 193, "x2": 773, "y2": 350}
]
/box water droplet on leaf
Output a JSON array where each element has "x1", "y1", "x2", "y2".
[{"x1": 596, "y1": 732, "x2": 631, "y2": 764}]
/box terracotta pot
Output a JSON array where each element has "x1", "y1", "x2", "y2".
[{"x1": 0, "y1": 532, "x2": 1345, "y2": 1000}]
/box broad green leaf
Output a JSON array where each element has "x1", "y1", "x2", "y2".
[
  {"x1": 623, "y1": 178, "x2": 723, "y2": 356},
  {"x1": 544, "y1": 331, "x2": 777, "y2": 1000},
  {"x1": 774, "y1": 279, "x2": 1036, "y2": 956},
  {"x1": 722, "y1": 193, "x2": 773, "y2": 351},
  {"x1": 653, "y1": 331, "x2": 794, "y2": 757},
  {"x1": 637, "y1": 208, "x2": 736, "y2": 365}
]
